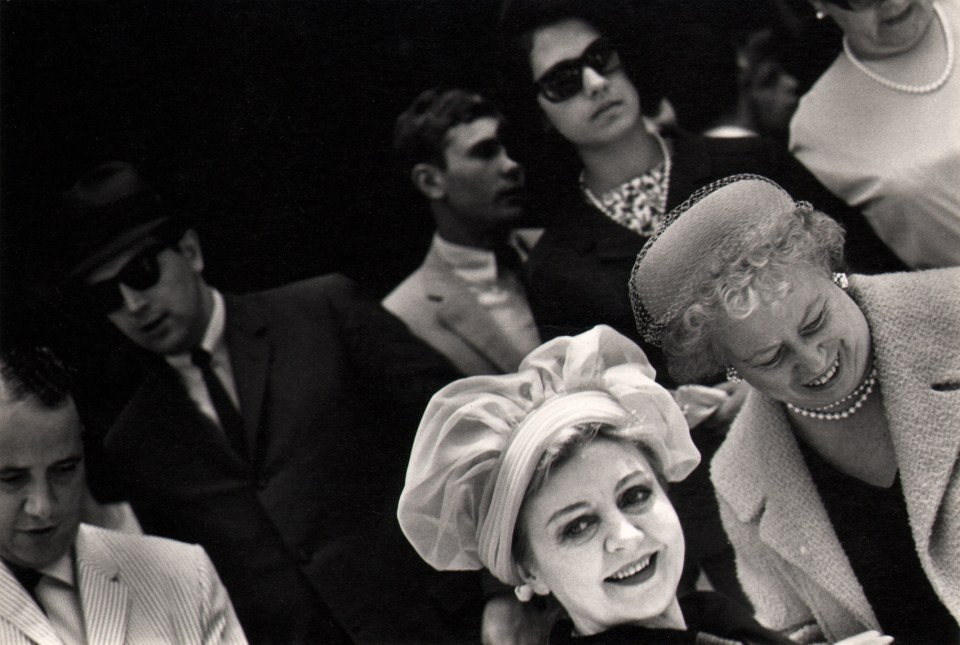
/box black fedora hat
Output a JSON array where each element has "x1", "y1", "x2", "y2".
[{"x1": 61, "y1": 161, "x2": 183, "y2": 281}]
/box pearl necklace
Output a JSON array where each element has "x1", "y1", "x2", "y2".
[
  {"x1": 581, "y1": 128, "x2": 672, "y2": 219},
  {"x1": 786, "y1": 366, "x2": 878, "y2": 421},
  {"x1": 843, "y1": 3, "x2": 955, "y2": 95}
]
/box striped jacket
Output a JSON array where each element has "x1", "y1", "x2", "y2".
[{"x1": 0, "y1": 524, "x2": 246, "y2": 645}]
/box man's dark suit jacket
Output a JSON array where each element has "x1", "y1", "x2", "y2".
[
  {"x1": 524, "y1": 131, "x2": 907, "y2": 608},
  {"x1": 100, "y1": 275, "x2": 480, "y2": 644}
]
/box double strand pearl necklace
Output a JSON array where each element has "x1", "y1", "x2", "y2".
[
  {"x1": 843, "y1": 3, "x2": 955, "y2": 94},
  {"x1": 581, "y1": 128, "x2": 672, "y2": 225},
  {"x1": 786, "y1": 366, "x2": 879, "y2": 421}
]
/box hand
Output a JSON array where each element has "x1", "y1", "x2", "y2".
[
  {"x1": 703, "y1": 380, "x2": 749, "y2": 427},
  {"x1": 834, "y1": 630, "x2": 894, "y2": 645},
  {"x1": 481, "y1": 594, "x2": 551, "y2": 645}
]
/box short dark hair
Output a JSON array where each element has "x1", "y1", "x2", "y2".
[
  {"x1": 0, "y1": 346, "x2": 74, "y2": 408},
  {"x1": 393, "y1": 88, "x2": 502, "y2": 171}
]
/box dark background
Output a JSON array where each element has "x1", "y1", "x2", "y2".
[{"x1": 0, "y1": 0, "x2": 841, "y2": 358}]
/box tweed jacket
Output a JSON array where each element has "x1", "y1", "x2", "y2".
[
  {"x1": 0, "y1": 524, "x2": 245, "y2": 645},
  {"x1": 100, "y1": 275, "x2": 477, "y2": 644},
  {"x1": 383, "y1": 240, "x2": 537, "y2": 375},
  {"x1": 712, "y1": 268, "x2": 960, "y2": 642}
]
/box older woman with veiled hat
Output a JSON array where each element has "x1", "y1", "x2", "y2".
[
  {"x1": 398, "y1": 326, "x2": 799, "y2": 644},
  {"x1": 629, "y1": 174, "x2": 960, "y2": 643}
]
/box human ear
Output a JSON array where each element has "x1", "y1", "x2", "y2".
[
  {"x1": 177, "y1": 229, "x2": 205, "y2": 274},
  {"x1": 517, "y1": 561, "x2": 551, "y2": 597},
  {"x1": 411, "y1": 163, "x2": 445, "y2": 201}
]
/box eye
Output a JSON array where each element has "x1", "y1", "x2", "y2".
[
  {"x1": 619, "y1": 485, "x2": 652, "y2": 511},
  {"x1": 51, "y1": 459, "x2": 81, "y2": 481},
  {"x1": 561, "y1": 515, "x2": 598, "y2": 541},
  {"x1": 0, "y1": 471, "x2": 27, "y2": 487},
  {"x1": 755, "y1": 348, "x2": 783, "y2": 369},
  {"x1": 470, "y1": 140, "x2": 502, "y2": 161},
  {"x1": 802, "y1": 310, "x2": 827, "y2": 335}
]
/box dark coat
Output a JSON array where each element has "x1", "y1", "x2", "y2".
[{"x1": 101, "y1": 275, "x2": 480, "y2": 645}]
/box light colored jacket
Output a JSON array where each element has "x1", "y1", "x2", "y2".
[
  {"x1": 712, "y1": 268, "x2": 960, "y2": 642},
  {"x1": 383, "y1": 240, "x2": 537, "y2": 376},
  {"x1": 0, "y1": 524, "x2": 246, "y2": 645}
]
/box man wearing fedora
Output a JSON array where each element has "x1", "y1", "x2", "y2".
[{"x1": 57, "y1": 161, "x2": 482, "y2": 644}]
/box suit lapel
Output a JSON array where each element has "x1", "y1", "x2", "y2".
[
  {"x1": 0, "y1": 565, "x2": 62, "y2": 645},
  {"x1": 223, "y1": 293, "x2": 271, "y2": 453},
  {"x1": 719, "y1": 393, "x2": 878, "y2": 628},
  {"x1": 75, "y1": 526, "x2": 128, "y2": 645},
  {"x1": 852, "y1": 272, "x2": 960, "y2": 560},
  {"x1": 422, "y1": 250, "x2": 527, "y2": 373}
]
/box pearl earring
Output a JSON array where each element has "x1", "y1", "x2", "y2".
[
  {"x1": 832, "y1": 272, "x2": 849, "y2": 290},
  {"x1": 725, "y1": 366, "x2": 742, "y2": 384},
  {"x1": 514, "y1": 584, "x2": 534, "y2": 602},
  {"x1": 816, "y1": 9, "x2": 826, "y2": 19}
]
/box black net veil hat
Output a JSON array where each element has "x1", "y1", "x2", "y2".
[{"x1": 629, "y1": 174, "x2": 813, "y2": 347}]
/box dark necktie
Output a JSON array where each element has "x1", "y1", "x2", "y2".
[
  {"x1": 190, "y1": 348, "x2": 247, "y2": 461},
  {"x1": 493, "y1": 242, "x2": 523, "y2": 280},
  {"x1": 4, "y1": 561, "x2": 45, "y2": 612}
]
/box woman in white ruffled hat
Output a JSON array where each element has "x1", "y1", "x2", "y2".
[
  {"x1": 629, "y1": 174, "x2": 960, "y2": 643},
  {"x1": 397, "y1": 326, "x2": 796, "y2": 644}
]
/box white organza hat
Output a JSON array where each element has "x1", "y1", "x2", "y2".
[{"x1": 397, "y1": 325, "x2": 699, "y2": 587}]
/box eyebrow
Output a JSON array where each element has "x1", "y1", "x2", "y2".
[
  {"x1": 615, "y1": 470, "x2": 652, "y2": 494},
  {"x1": 539, "y1": 37, "x2": 600, "y2": 78},
  {"x1": 546, "y1": 501, "x2": 590, "y2": 526},
  {"x1": 465, "y1": 135, "x2": 501, "y2": 156},
  {"x1": 740, "y1": 297, "x2": 823, "y2": 363}
]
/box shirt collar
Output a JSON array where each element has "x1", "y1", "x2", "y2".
[
  {"x1": 38, "y1": 550, "x2": 75, "y2": 588},
  {"x1": 432, "y1": 234, "x2": 497, "y2": 283},
  {"x1": 166, "y1": 288, "x2": 226, "y2": 369}
]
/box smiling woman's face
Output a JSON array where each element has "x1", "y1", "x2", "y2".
[
  {"x1": 518, "y1": 438, "x2": 684, "y2": 635},
  {"x1": 822, "y1": 0, "x2": 935, "y2": 60},
  {"x1": 717, "y1": 266, "x2": 873, "y2": 409},
  {"x1": 529, "y1": 18, "x2": 642, "y2": 150}
]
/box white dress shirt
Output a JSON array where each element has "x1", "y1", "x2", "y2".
[
  {"x1": 37, "y1": 551, "x2": 85, "y2": 645},
  {"x1": 432, "y1": 235, "x2": 541, "y2": 357},
  {"x1": 165, "y1": 289, "x2": 241, "y2": 426}
]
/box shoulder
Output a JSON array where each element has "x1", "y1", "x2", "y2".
[
  {"x1": 851, "y1": 268, "x2": 960, "y2": 325},
  {"x1": 79, "y1": 523, "x2": 205, "y2": 564},
  {"x1": 77, "y1": 524, "x2": 210, "y2": 588}
]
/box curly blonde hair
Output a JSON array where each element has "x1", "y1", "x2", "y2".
[{"x1": 660, "y1": 206, "x2": 846, "y2": 383}]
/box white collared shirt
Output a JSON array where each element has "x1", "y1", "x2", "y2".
[
  {"x1": 165, "y1": 289, "x2": 241, "y2": 426},
  {"x1": 432, "y1": 234, "x2": 541, "y2": 356},
  {"x1": 37, "y1": 551, "x2": 85, "y2": 645}
]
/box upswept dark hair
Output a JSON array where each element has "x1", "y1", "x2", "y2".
[
  {"x1": 496, "y1": 0, "x2": 668, "y2": 118},
  {"x1": 0, "y1": 345, "x2": 74, "y2": 408},
  {"x1": 393, "y1": 88, "x2": 503, "y2": 171}
]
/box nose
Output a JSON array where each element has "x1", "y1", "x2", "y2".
[
  {"x1": 604, "y1": 513, "x2": 644, "y2": 553},
  {"x1": 24, "y1": 479, "x2": 55, "y2": 520},
  {"x1": 500, "y1": 151, "x2": 523, "y2": 181},
  {"x1": 118, "y1": 283, "x2": 149, "y2": 313},
  {"x1": 582, "y1": 65, "x2": 609, "y2": 97},
  {"x1": 796, "y1": 340, "x2": 828, "y2": 377}
]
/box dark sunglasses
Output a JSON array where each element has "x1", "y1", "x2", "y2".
[
  {"x1": 534, "y1": 37, "x2": 621, "y2": 103},
  {"x1": 85, "y1": 242, "x2": 169, "y2": 314}
]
